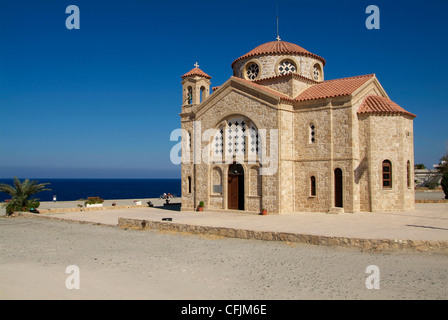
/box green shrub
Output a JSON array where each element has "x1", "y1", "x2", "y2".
[
  {"x1": 27, "y1": 199, "x2": 40, "y2": 210},
  {"x1": 0, "y1": 177, "x2": 51, "y2": 216},
  {"x1": 199, "y1": 201, "x2": 204, "y2": 207},
  {"x1": 85, "y1": 197, "x2": 104, "y2": 205},
  {"x1": 5, "y1": 199, "x2": 21, "y2": 215}
]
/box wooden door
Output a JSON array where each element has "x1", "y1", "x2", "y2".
[
  {"x1": 228, "y1": 175, "x2": 239, "y2": 210},
  {"x1": 334, "y1": 168, "x2": 343, "y2": 208}
]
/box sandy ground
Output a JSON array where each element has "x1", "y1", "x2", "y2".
[{"x1": 0, "y1": 217, "x2": 447, "y2": 300}]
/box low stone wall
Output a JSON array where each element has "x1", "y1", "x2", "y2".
[
  {"x1": 118, "y1": 218, "x2": 448, "y2": 252},
  {"x1": 37, "y1": 204, "x2": 146, "y2": 214},
  {"x1": 415, "y1": 188, "x2": 443, "y2": 192}
]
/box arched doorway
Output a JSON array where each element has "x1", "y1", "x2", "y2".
[
  {"x1": 334, "y1": 168, "x2": 343, "y2": 208},
  {"x1": 228, "y1": 163, "x2": 244, "y2": 210}
]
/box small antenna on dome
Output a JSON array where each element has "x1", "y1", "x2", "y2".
[
  {"x1": 277, "y1": 0, "x2": 281, "y2": 41},
  {"x1": 276, "y1": 1, "x2": 281, "y2": 41}
]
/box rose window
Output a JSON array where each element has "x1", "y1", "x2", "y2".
[
  {"x1": 246, "y1": 63, "x2": 259, "y2": 80},
  {"x1": 278, "y1": 60, "x2": 297, "y2": 75}
]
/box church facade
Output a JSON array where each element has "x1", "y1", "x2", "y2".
[{"x1": 179, "y1": 40, "x2": 416, "y2": 214}]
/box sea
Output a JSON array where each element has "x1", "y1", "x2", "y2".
[{"x1": 0, "y1": 179, "x2": 181, "y2": 202}]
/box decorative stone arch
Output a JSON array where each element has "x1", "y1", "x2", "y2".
[
  {"x1": 243, "y1": 59, "x2": 262, "y2": 81},
  {"x1": 212, "y1": 112, "x2": 263, "y2": 132},
  {"x1": 310, "y1": 62, "x2": 324, "y2": 81},
  {"x1": 211, "y1": 114, "x2": 261, "y2": 163}
]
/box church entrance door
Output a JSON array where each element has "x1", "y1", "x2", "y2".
[{"x1": 228, "y1": 163, "x2": 244, "y2": 211}]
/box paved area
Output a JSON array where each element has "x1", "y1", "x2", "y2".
[{"x1": 29, "y1": 201, "x2": 448, "y2": 243}]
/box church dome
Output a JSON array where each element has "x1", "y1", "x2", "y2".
[
  {"x1": 231, "y1": 40, "x2": 326, "y2": 68},
  {"x1": 231, "y1": 40, "x2": 326, "y2": 82}
]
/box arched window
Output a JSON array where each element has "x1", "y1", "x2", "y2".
[
  {"x1": 212, "y1": 167, "x2": 222, "y2": 194},
  {"x1": 188, "y1": 131, "x2": 192, "y2": 150},
  {"x1": 212, "y1": 116, "x2": 260, "y2": 163},
  {"x1": 245, "y1": 61, "x2": 260, "y2": 81},
  {"x1": 310, "y1": 176, "x2": 316, "y2": 196},
  {"x1": 188, "y1": 176, "x2": 192, "y2": 194},
  {"x1": 278, "y1": 59, "x2": 297, "y2": 76},
  {"x1": 382, "y1": 160, "x2": 392, "y2": 189},
  {"x1": 227, "y1": 116, "x2": 259, "y2": 158},
  {"x1": 187, "y1": 87, "x2": 193, "y2": 104},
  {"x1": 200, "y1": 86, "x2": 206, "y2": 103},
  {"x1": 407, "y1": 160, "x2": 411, "y2": 189},
  {"x1": 334, "y1": 169, "x2": 343, "y2": 208},
  {"x1": 312, "y1": 64, "x2": 322, "y2": 81}
]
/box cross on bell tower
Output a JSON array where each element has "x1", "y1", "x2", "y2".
[{"x1": 180, "y1": 63, "x2": 212, "y2": 107}]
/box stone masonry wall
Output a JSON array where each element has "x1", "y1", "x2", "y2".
[
  {"x1": 188, "y1": 89, "x2": 279, "y2": 213},
  {"x1": 233, "y1": 55, "x2": 323, "y2": 82},
  {"x1": 366, "y1": 114, "x2": 415, "y2": 212}
]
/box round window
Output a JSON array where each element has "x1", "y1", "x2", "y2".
[
  {"x1": 246, "y1": 63, "x2": 260, "y2": 80},
  {"x1": 278, "y1": 60, "x2": 297, "y2": 76}
]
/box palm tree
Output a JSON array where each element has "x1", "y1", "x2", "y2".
[{"x1": 0, "y1": 177, "x2": 51, "y2": 215}]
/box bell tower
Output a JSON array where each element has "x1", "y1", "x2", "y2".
[
  {"x1": 181, "y1": 62, "x2": 212, "y2": 108},
  {"x1": 179, "y1": 63, "x2": 212, "y2": 212}
]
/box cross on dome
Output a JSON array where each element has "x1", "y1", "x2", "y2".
[{"x1": 194, "y1": 62, "x2": 200, "y2": 68}]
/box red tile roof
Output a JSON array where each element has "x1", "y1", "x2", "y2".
[
  {"x1": 231, "y1": 40, "x2": 326, "y2": 68},
  {"x1": 295, "y1": 74, "x2": 375, "y2": 102},
  {"x1": 214, "y1": 74, "x2": 416, "y2": 119},
  {"x1": 228, "y1": 75, "x2": 375, "y2": 104},
  {"x1": 181, "y1": 67, "x2": 212, "y2": 80},
  {"x1": 358, "y1": 95, "x2": 416, "y2": 118}
]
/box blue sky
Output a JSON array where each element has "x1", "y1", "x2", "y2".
[{"x1": 0, "y1": 0, "x2": 447, "y2": 178}]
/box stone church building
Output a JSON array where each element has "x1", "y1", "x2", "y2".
[{"x1": 179, "y1": 40, "x2": 416, "y2": 214}]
